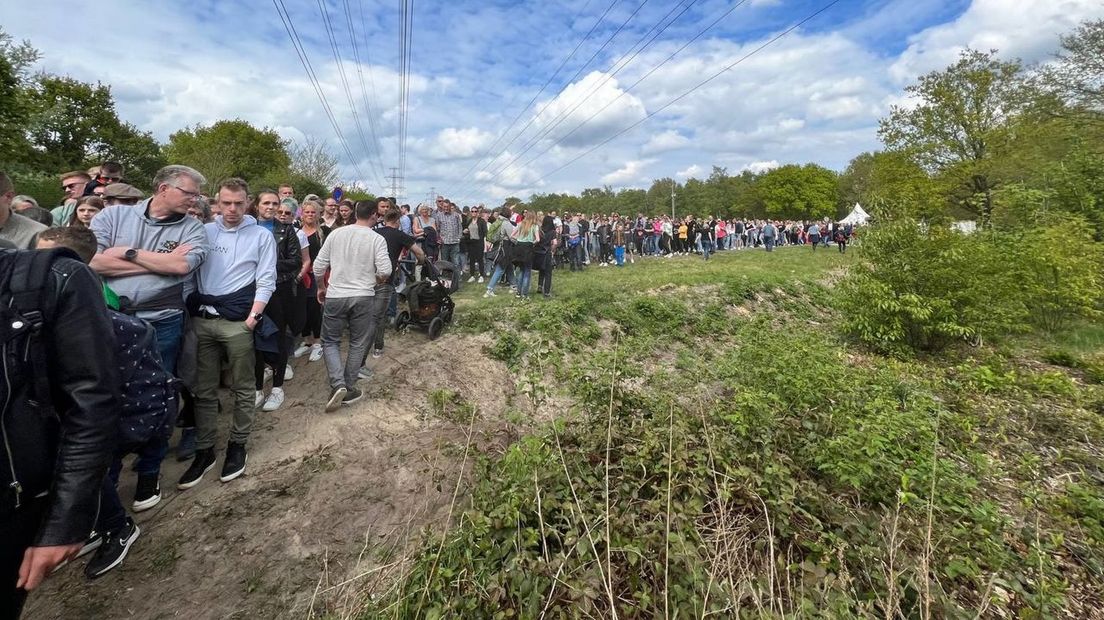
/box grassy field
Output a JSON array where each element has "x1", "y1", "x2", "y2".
[{"x1": 361, "y1": 245, "x2": 1104, "y2": 619}]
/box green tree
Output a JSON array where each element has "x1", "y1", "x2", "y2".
[
  {"x1": 289, "y1": 135, "x2": 340, "y2": 188},
  {"x1": 1039, "y1": 19, "x2": 1104, "y2": 128},
  {"x1": 756, "y1": 163, "x2": 839, "y2": 220},
  {"x1": 165, "y1": 119, "x2": 291, "y2": 186},
  {"x1": 25, "y1": 75, "x2": 122, "y2": 172},
  {"x1": 839, "y1": 151, "x2": 941, "y2": 221},
  {"x1": 879, "y1": 49, "x2": 1029, "y2": 225},
  {"x1": 0, "y1": 55, "x2": 31, "y2": 167},
  {"x1": 97, "y1": 122, "x2": 166, "y2": 189}
]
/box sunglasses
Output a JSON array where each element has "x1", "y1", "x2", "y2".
[
  {"x1": 276, "y1": 211, "x2": 294, "y2": 216},
  {"x1": 99, "y1": 176, "x2": 122, "y2": 183}
]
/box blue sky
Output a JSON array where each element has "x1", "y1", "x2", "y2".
[{"x1": 6, "y1": 0, "x2": 1103, "y2": 203}]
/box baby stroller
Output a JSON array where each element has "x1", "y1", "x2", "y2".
[{"x1": 394, "y1": 258, "x2": 456, "y2": 340}]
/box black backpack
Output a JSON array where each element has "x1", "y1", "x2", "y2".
[{"x1": 3, "y1": 249, "x2": 179, "y2": 448}]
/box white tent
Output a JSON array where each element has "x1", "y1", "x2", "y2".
[{"x1": 841, "y1": 203, "x2": 870, "y2": 226}]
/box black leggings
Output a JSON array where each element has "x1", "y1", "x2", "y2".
[
  {"x1": 536, "y1": 252, "x2": 553, "y2": 296},
  {"x1": 301, "y1": 287, "x2": 322, "y2": 339},
  {"x1": 467, "y1": 242, "x2": 486, "y2": 277},
  {"x1": 255, "y1": 283, "x2": 304, "y2": 389}
]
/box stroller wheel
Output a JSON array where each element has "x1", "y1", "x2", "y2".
[
  {"x1": 428, "y1": 317, "x2": 444, "y2": 341},
  {"x1": 396, "y1": 310, "x2": 410, "y2": 331}
]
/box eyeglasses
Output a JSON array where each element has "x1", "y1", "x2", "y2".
[
  {"x1": 62, "y1": 182, "x2": 84, "y2": 191},
  {"x1": 169, "y1": 184, "x2": 201, "y2": 201},
  {"x1": 99, "y1": 175, "x2": 122, "y2": 183},
  {"x1": 276, "y1": 211, "x2": 294, "y2": 217}
]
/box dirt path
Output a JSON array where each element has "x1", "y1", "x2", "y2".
[{"x1": 25, "y1": 328, "x2": 513, "y2": 620}]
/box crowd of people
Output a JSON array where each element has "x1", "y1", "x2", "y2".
[{"x1": 0, "y1": 161, "x2": 856, "y2": 617}]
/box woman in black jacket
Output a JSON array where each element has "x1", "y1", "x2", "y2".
[
  {"x1": 251, "y1": 191, "x2": 302, "y2": 412},
  {"x1": 534, "y1": 215, "x2": 558, "y2": 299}
]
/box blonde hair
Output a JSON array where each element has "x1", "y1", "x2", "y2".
[{"x1": 517, "y1": 210, "x2": 538, "y2": 238}]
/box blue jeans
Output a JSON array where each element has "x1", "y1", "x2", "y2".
[
  {"x1": 764, "y1": 237, "x2": 775, "y2": 252},
  {"x1": 701, "y1": 240, "x2": 711, "y2": 260},
  {"x1": 134, "y1": 311, "x2": 185, "y2": 476},
  {"x1": 487, "y1": 263, "x2": 509, "y2": 292},
  {"x1": 614, "y1": 245, "x2": 625, "y2": 266},
  {"x1": 440, "y1": 243, "x2": 461, "y2": 267},
  {"x1": 515, "y1": 264, "x2": 533, "y2": 296}
]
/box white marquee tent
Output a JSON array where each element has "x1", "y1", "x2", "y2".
[{"x1": 841, "y1": 203, "x2": 870, "y2": 226}]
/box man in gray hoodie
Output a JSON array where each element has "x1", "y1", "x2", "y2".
[
  {"x1": 178, "y1": 178, "x2": 276, "y2": 490},
  {"x1": 88, "y1": 164, "x2": 209, "y2": 512}
]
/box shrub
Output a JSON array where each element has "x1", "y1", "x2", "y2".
[
  {"x1": 839, "y1": 219, "x2": 1022, "y2": 353},
  {"x1": 1008, "y1": 216, "x2": 1104, "y2": 332}
]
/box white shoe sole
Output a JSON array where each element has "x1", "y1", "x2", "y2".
[
  {"x1": 177, "y1": 461, "x2": 215, "y2": 490},
  {"x1": 132, "y1": 491, "x2": 161, "y2": 512},
  {"x1": 219, "y1": 455, "x2": 247, "y2": 483},
  {"x1": 88, "y1": 524, "x2": 140, "y2": 578},
  {"x1": 326, "y1": 388, "x2": 348, "y2": 412}
]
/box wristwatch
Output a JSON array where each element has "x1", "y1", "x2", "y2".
[
  {"x1": 124, "y1": 248, "x2": 139, "y2": 261},
  {"x1": 251, "y1": 312, "x2": 264, "y2": 322}
]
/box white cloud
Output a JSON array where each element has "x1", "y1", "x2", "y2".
[
  {"x1": 534, "y1": 71, "x2": 648, "y2": 148},
  {"x1": 601, "y1": 160, "x2": 653, "y2": 185},
  {"x1": 889, "y1": 0, "x2": 1104, "y2": 83},
  {"x1": 642, "y1": 130, "x2": 690, "y2": 155},
  {"x1": 423, "y1": 127, "x2": 496, "y2": 160},
  {"x1": 742, "y1": 160, "x2": 780, "y2": 174},
  {"x1": 676, "y1": 164, "x2": 703, "y2": 179}
]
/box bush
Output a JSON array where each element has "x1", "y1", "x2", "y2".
[
  {"x1": 839, "y1": 220, "x2": 1021, "y2": 353},
  {"x1": 1008, "y1": 216, "x2": 1104, "y2": 332}
]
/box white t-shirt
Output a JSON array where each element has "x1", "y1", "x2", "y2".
[{"x1": 312, "y1": 225, "x2": 391, "y2": 298}]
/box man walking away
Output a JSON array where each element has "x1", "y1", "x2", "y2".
[
  {"x1": 314, "y1": 201, "x2": 392, "y2": 411},
  {"x1": 762, "y1": 220, "x2": 777, "y2": 252},
  {"x1": 179, "y1": 178, "x2": 275, "y2": 490}
]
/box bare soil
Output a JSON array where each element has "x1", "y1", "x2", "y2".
[{"x1": 24, "y1": 329, "x2": 515, "y2": 620}]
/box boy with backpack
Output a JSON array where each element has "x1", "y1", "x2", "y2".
[{"x1": 36, "y1": 228, "x2": 179, "y2": 579}]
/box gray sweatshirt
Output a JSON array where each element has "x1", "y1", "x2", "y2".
[
  {"x1": 197, "y1": 215, "x2": 277, "y2": 304},
  {"x1": 90, "y1": 200, "x2": 208, "y2": 318}
]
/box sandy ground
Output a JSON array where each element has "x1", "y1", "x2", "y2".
[{"x1": 24, "y1": 327, "x2": 514, "y2": 620}]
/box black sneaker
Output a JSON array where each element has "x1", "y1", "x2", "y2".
[
  {"x1": 177, "y1": 447, "x2": 216, "y2": 490},
  {"x1": 220, "y1": 441, "x2": 247, "y2": 483},
  {"x1": 84, "y1": 518, "x2": 140, "y2": 579},
  {"x1": 76, "y1": 532, "x2": 103, "y2": 559},
  {"x1": 325, "y1": 386, "x2": 347, "y2": 412},
  {"x1": 342, "y1": 387, "x2": 364, "y2": 405},
  {"x1": 132, "y1": 473, "x2": 161, "y2": 512}
]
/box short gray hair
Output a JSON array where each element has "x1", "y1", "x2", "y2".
[
  {"x1": 152, "y1": 165, "x2": 207, "y2": 191},
  {"x1": 11, "y1": 195, "x2": 38, "y2": 210}
]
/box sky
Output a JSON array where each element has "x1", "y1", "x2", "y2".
[{"x1": 6, "y1": 0, "x2": 1104, "y2": 204}]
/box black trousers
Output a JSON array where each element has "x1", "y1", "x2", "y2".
[
  {"x1": 255, "y1": 283, "x2": 304, "y2": 390},
  {"x1": 1, "y1": 497, "x2": 47, "y2": 619},
  {"x1": 467, "y1": 242, "x2": 486, "y2": 277},
  {"x1": 536, "y1": 252, "x2": 553, "y2": 296}
]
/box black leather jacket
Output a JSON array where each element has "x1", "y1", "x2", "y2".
[
  {"x1": 271, "y1": 221, "x2": 303, "y2": 288},
  {"x1": 0, "y1": 255, "x2": 120, "y2": 546}
]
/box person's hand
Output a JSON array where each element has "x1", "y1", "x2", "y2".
[
  {"x1": 245, "y1": 315, "x2": 258, "y2": 331},
  {"x1": 316, "y1": 288, "x2": 327, "y2": 305},
  {"x1": 17, "y1": 544, "x2": 82, "y2": 591},
  {"x1": 170, "y1": 244, "x2": 193, "y2": 256}
]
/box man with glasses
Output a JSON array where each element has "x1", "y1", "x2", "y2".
[
  {"x1": 49, "y1": 171, "x2": 93, "y2": 227},
  {"x1": 84, "y1": 161, "x2": 125, "y2": 197},
  {"x1": 89, "y1": 165, "x2": 209, "y2": 512}
]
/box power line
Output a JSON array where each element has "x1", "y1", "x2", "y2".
[
  {"x1": 451, "y1": 0, "x2": 654, "y2": 200},
  {"x1": 317, "y1": 0, "x2": 385, "y2": 190},
  {"x1": 529, "y1": 0, "x2": 844, "y2": 187},
  {"x1": 437, "y1": 0, "x2": 615, "y2": 198},
  {"x1": 272, "y1": 0, "x2": 369, "y2": 182},
  {"x1": 476, "y1": 0, "x2": 759, "y2": 197},
  {"x1": 396, "y1": 0, "x2": 416, "y2": 198},
  {"x1": 345, "y1": 0, "x2": 388, "y2": 185},
  {"x1": 455, "y1": 0, "x2": 702, "y2": 202}
]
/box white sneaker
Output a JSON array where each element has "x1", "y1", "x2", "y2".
[
  {"x1": 282, "y1": 365, "x2": 294, "y2": 381},
  {"x1": 293, "y1": 343, "x2": 311, "y2": 358},
  {"x1": 371, "y1": 348, "x2": 383, "y2": 359},
  {"x1": 262, "y1": 387, "x2": 284, "y2": 412},
  {"x1": 467, "y1": 275, "x2": 476, "y2": 283},
  {"x1": 263, "y1": 367, "x2": 273, "y2": 384},
  {"x1": 255, "y1": 390, "x2": 265, "y2": 408},
  {"x1": 483, "y1": 290, "x2": 495, "y2": 298},
  {"x1": 308, "y1": 344, "x2": 323, "y2": 362},
  {"x1": 478, "y1": 276, "x2": 484, "y2": 283},
  {"x1": 357, "y1": 366, "x2": 372, "y2": 380}
]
